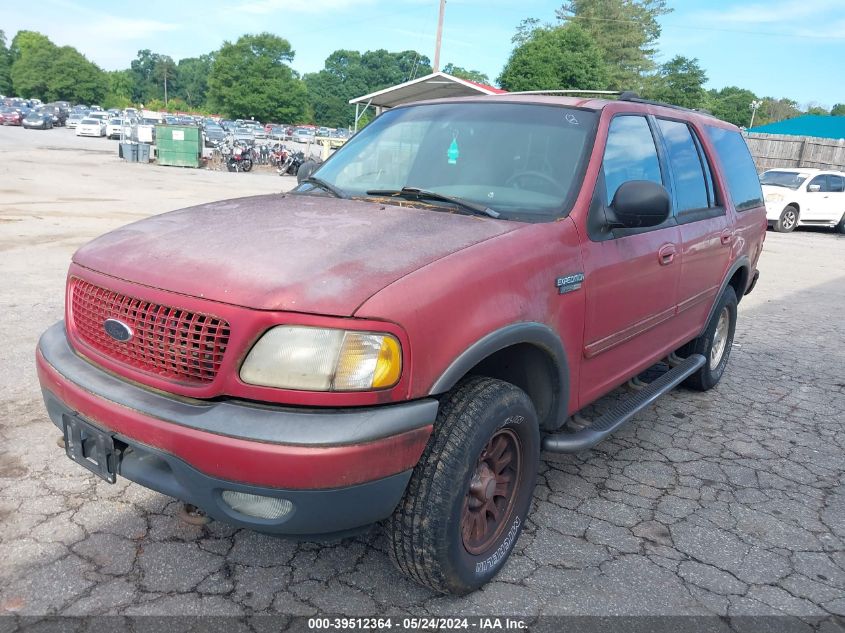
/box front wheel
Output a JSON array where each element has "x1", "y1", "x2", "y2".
[
  {"x1": 774, "y1": 205, "x2": 798, "y2": 232},
  {"x1": 386, "y1": 376, "x2": 539, "y2": 595},
  {"x1": 242, "y1": 158, "x2": 253, "y2": 172},
  {"x1": 836, "y1": 213, "x2": 845, "y2": 235}
]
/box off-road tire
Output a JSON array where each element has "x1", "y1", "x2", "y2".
[
  {"x1": 678, "y1": 286, "x2": 738, "y2": 391},
  {"x1": 386, "y1": 376, "x2": 539, "y2": 595},
  {"x1": 774, "y1": 205, "x2": 798, "y2": 232}
]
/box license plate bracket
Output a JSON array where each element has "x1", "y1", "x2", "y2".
[{"x1": 62, "y1": 414, "x2": 119, "y2": 483}]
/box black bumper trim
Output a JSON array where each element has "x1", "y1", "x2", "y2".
[
  {"x1": 39, "y1": 321, "x2": 438, "y2": 446},
  {"x1": 44, "y1": 390, "x2": 412, "y2": 538}
]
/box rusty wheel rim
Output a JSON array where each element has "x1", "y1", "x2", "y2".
[{"x1": 461, "y1": 428, "x2": 522, "y2": 555}]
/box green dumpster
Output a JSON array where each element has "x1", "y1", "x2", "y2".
[{"x1": 155, "y1": 125, "x2": 201, "y2": 168}]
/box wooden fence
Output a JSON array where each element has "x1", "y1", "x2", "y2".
[{"x1": 744, "y1": 132, "x2": 845, "y2": 172}]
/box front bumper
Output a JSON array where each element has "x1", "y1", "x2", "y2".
[{"x1": 36, "y1": 322, "x2": 436, "y2": 537}]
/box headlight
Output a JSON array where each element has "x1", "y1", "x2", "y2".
[
  {"x1": 240, "y1": 326, "x2": 402, "y2": 391},
  {"x1": 764, "y1": 192, "x2": 784, "y2": 203}
]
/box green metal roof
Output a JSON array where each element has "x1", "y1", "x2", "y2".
[{"x1": 749, "y1": 115, "x2": 845, "y2": 140}]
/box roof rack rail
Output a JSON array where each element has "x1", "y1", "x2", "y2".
[
  {"x1": 502, "y1": 90, "x2": 623, "y2": 97},
  {"x1": 617, "y1": 91, "x2": 714, "y2": 116}
]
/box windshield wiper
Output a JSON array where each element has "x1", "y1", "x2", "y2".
[
  {"x1": 300, "y1": 176, "x2": 346, "y2": 198},
  {"x1": 365, "y1": 186, "x2": 500, "y2": 218}
]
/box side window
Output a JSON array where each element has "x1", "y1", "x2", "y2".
[
  {"x1": 829, "y1": 175, "x2": 845, "y2": 192},
  {"x1": 704, "y1": 126, "x2": 763, "y2": 211},
  {"x1": 656, "y1": 119, "x2": 710, "y2": 212},
  {"x1": 602, "y1": 115, "x2": 663, "y2": 204},
  {"x1": 808, "y1": 175, "x2": 829, "y2": 192}
]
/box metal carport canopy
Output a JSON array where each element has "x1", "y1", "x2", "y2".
[{"x1": 349, "y1": 72, "x2": 507, "y2": 109}]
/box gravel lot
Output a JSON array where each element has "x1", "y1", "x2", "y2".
[{"x1": 0, "y1": 124, "x2": 843, "y2": 621}]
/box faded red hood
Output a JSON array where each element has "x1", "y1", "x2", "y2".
[{"x1": 73, "y1": 194, "x2": 519, "y2": 316}]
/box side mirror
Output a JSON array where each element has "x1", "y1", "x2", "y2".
[
  {"x1": 609, "y1": 180, "x2": 671, "y2": 229},
  {"x1": 807, "y1": 184, "x2": 821, "y2": 192},
  {"x1": 297, "y1": 159, "x2": 318, "y2": 184}
]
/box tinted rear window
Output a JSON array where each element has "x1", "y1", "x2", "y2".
[{"x1": 705, "y1": 126, "x2": 763, "y2": 211}]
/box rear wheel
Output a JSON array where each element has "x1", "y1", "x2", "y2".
[
  {"x1": 774, "y1": 205, "x2": 798, "y2": 232},
  {"x1": 678, "y1": 286, "x2": 738, "y2": 391},
  {"x1": 386, "y1": 376, "x2": 539, "y2": 595}
]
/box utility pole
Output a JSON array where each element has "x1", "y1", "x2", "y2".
[
  {"x1": 164, "y1": 72, "x2": 168, "y2": 107},
  {"x1": 433, "y1": 0, "x2": 446, "y2": 72},
  {"x1": 749, "y1": 99, "x2": 762, "y2": 128}
]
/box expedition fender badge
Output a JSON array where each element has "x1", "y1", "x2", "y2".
[{"x1": 556, "y1": 273, "x2": 585, "y2": 294}]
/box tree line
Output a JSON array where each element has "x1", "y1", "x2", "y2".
[
  {"x1": 1, "y1": 0, "x2": 843, "y2": 129},
  {"x1": 497, "y1": 0, "x2": 845, "y2": 126}
]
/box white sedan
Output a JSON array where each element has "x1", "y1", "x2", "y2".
[
  {"x1": 76, "y1": 118, "x2": 106, "y2": 137},
  {"x1": 762, "y1": 168, "x2": 845, "y2": 233},
  {"x1": 105, "y1": 118, "x2": 129, "y2": 139}
]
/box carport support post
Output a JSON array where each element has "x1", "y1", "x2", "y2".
[{"x1": 353, "y1": 99, "x2": 372, "y2": 133}]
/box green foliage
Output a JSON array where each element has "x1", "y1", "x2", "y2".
[
  {"x1": 756, "y1": 97, "x2": 801, "y2": 126},
  {"x1": 9, "y1": 31, "x2": 106, "y2": 103},
  {"x1": 512, "y1": 18, "x2": 543, "y2": 45},
  {"x1": 304, "y1": 48, "x2": 432, "y2": 128},
  {"x1": 47, "y1": 47, "x2": 108, "y2": 103},
  {"x1": 442, "y1": 63, "x2": 489, "y2": 84},
  {"x1": 644, "y1": 55, "x2": 707, "y2": 110},
  {"x1": 105, "y1": 69, "x2": 135, "y2": 107},
  {"x1": 130, "y1": 49, "x2": 177, "y2": 103},
  {"x1": 498, "y1": 23, "x2": 610, "y2": 92},
  {"x1": 9, "y1": 31, "x2": 54, "y2": 98},
  {"x1": 207, "y1": 33, "x2": 308, "y2": 123},
  {"x1": 805, "y1": 104, "x2": 829, "y2": 116},
  {"x1": 832, "y1": 104, "x2": 845, "y2": 117},
  {"x1": 556, "y1": 0, "x2": 672, "y2": 89},
  {"x1": 175, "y1": 55, "x2": 213, "y2": 107},
  {"x1": 0, "y1": 31, "x2": 11, "y2": 94},
  {"x1": 704, "y1": 86, "x2": 758, "y2": 127}
]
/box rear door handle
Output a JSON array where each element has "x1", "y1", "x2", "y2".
[
  {"x1": 658, "y1": 244, "x2": 676, "y2": 265},
  {"x1": 720, "y1": 229, "x2": 733, "y2": 245}
]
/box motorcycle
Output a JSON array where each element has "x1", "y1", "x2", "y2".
[
  {"x1": 278, "y1": 149, "x2": 306, "y2": 176},
  {"x1": 226, "y1": 143, "x2": 253, "y2": 172}
]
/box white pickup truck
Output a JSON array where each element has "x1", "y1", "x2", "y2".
[{"x1": 762, "y1": 168, "x2": 845, "y2": 233}]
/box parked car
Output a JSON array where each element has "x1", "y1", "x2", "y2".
[
  {"x1": 231, "y1": 126, "x2": 255, "y2": 143},
  {"x1": 66, "y1": 111, "x2": 88, "y2": 129},
  {"x1": 36, "y1": 94, "x2": 765, "y2": 595},
  {"x1": 87, "y1": 111, "x2": 110, "y2": 124},
  {"x1": 22, "y1": 111, "x2": 53, "y2": 130},
  {"x1": 106, "y1": 118, "x2": 126, "y2": 139},
  {"x1": 42, "y1": 104, "x2": 68, "y2": 126},
  {"x1": 761, "y1": 168, "x2": 845, "y2": 233},
  {"x1": 267, "y1": 125, "x2": 289, "y2": 141},
  {"x1": 292, "y1": 127, "x2": 315, "y2": 143},
  {"x1": 76, "y1": 117, "x2": 106, "y2": 137},
  {"x1": 1, "y1": 107, "x2": 25, "y2": 126}
]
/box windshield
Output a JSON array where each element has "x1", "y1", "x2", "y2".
[
  {"x1": 81, "y1": 119, "x2": 98, "y2": 124},
  {"x1": 310, "y1": 102, "x2": 597, "y2": 221},
  {"x1": 760, "y1": 171, "x2": 809, "y2": 190}
]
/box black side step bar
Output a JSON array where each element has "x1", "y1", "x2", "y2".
[{"x1": 542, "y1": 354, "x2": 706, "y2": 454}]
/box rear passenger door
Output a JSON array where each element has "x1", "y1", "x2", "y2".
[{"x1": 654, "y1": 118, "x2": 731, "y2": 336}]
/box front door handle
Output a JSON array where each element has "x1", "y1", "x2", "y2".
[
  {"x1": 658, "y1": 243, "x2": 676, "y2": 265},
  {"x1": 720, "y1": 229, "x2": 733, "y2": 245}
]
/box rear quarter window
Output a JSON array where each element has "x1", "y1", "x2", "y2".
[{"x1": 704, "y1": 126, "x2": 763, "y2": 212}]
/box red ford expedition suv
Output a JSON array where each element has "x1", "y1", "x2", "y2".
[{"x1": 37, "y1": 93, "x2": 766, "y2": 594}]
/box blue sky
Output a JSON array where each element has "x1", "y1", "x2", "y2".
[{"x1": 4, "y1": 0, "x2": 844, "y2": 108}]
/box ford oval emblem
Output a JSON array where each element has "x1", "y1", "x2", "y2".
[{"x1": 103, "y1": 319, "x2": 133, "y2": 342}]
